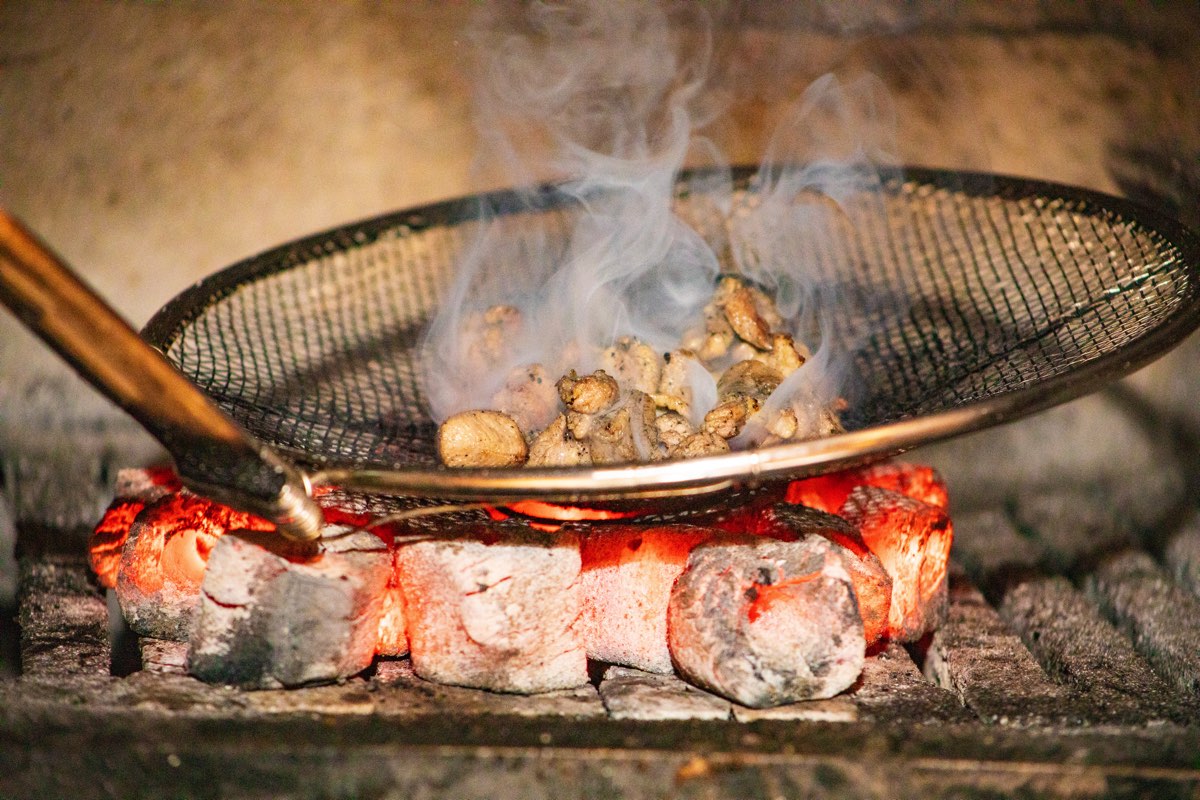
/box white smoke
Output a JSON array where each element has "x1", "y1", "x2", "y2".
[{"x1": 421, "y1": 0, "x2": 898, "y2": 437}]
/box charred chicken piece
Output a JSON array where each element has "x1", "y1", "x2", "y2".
[
  {"x1": 720, "y1": 279, "x2": 773, "y2": 351},
  {"x1": 557, "y1": 369, "x2": 620, "y2": 415},
  {"x1": 492, "y1": 363, "x2": 559, "y2": 436},
  {"x1": 702, "y1": 397, "x2": 759, "y2": 440},
  {"x1": 702, "y1": 360, "x2": 783, "y2": 439},
  {"x1": 437, "y1": 410, "x2": 528, "y2": 467},
  {"x1": 600, "y1": 337, "x2": 663, "y2": 395},
  {"x1": 587, "y1": 391, "x2": 660, "y2": 465},
  {"x1": 791, "y1": 396, "x2": 848, "y2": 441},
  {"x1": 527, "y1": 414, "x2": 592, "y2": 467},
  {"x1": 763, "y1": 408, "x2": 799, "y2": 443},
  {"x1": 670, "y1": 431, "x2": 731, "y2": 459},
  {"x1": 753, "y1": 333, "x2": 806, "y2": 378},
  {"x1": 717, "y1": 358, "x2": 784, "y2": 401},
  {"x1": 680, "y1": 302, "x2": 736, "y2": 363},
  {"x1": 558, "y1": 370, "x2": 622, "y2": 441},
  {"x1": 654, "y1": 411, "x2": 695, "y2": 452}
]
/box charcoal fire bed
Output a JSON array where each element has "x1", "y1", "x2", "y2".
[{"x1": 5, "y1": 488, "x2": 1200, "y2": 799}]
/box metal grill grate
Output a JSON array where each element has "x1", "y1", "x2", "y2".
[{"x1": 142, "y1": 169, "x2": 1200, "y2": 476}]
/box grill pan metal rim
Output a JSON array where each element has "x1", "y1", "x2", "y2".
[{"x1": 142, "y1": 166, "x2": 1200, "y2": 503}]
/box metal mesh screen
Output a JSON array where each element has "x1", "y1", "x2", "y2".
[{"x1": 145, "y1": 169, "x2": 1198, "y2": 472}]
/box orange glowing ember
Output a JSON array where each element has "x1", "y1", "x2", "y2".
[
  {"x1": 839, "y1": 486, "x2": 952, "y2": 642},
  {"x1": 375, "y1": 585, "x2": 409, "y2": 657},
  {"x1": 120, "y1": 493, "x2": 275, "y2": 597},
  {"x1": 90, "y1": 499, "x2": 146, "y2": 589},
  {"x1": 487, "y1": 500, "x2": 641, "y2": 532},
  {"x1": 745, "y1": 571, "x2": 822, "y2": 623},
  {"x1": 89, "y1": 466, "x2": 184, "y2": 588},
  {"x1": 786, "y1": 462, "x2": 949, "y2": 513}
]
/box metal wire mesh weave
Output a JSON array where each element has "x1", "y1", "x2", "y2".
[{"x1": 144, "y1": 168, "x2": 1200, "y2": 474}]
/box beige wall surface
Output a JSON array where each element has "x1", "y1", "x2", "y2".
[{"x1": 0, "y1": 3, "x2": 1196, "y2": 559}]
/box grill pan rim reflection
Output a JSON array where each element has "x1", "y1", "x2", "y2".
[{"x1": 141, "y1": 166, "x2": 1200, "y2": 504}]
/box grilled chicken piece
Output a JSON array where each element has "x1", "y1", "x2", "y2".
[
  {"x1": 746, "y1": 283, "x2": 784, "y2": 332},
  {"x1": 653, "y1": 349, "x2": 705, "y2": 420},
  {"x1": 557, "y1": 369, "x2": 620, "y2": 415},
  {"x1": 703, "y1": 360, "x2": 783, "y2": 440},
  {"x1": 717, "y1": 359, "x2": 784, "y2": 401},
  {"x1": 557, "y1": 370, "x2": 621, "y2": 441},
  {"x1": 670, "y1": 431, "x2": 731, "y2": 459},
  {"x1": 437, "y1": 410, "x2": 528, "y2": 467},
  {"x1": 680, "y1": 299, "x2": 736, "y2": 363},
  {"x1": 767, "y1": 408, "x2": 799, "y2": 441},
  {"x1": 587, "y1": 391, "x2": 660, "y2": 465},
  {"x1": 721, "y1": 281, "x2": 773, "y2": 350},
  {"x1": 492, "y1": 363, "x2": 559, "y2": 436},
  {"x1": 463, "y1": 305, "x2": 523, "y2": 370},
  {"x1": 600, "y1": 337, "x2": 663, "y2": 395},
  {"x1": 654, "y1": 411, "x2": 695, "y2": 452},
  {"x1": 526, "y1": 414, "x2": 592, "y2": 467},
  {"x1": 753, "y1": 333, "x2": 806, "y2": 379},
  {"x1": 702, "y1": 398, "x2": 758, "y2": 439},
  {"x1": 684, "y1": 276, "x2": 786, "y2": 363}
]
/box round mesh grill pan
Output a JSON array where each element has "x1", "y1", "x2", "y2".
[{"x1": 142, "y1": 167, "x2": 1200, "y2": 501}]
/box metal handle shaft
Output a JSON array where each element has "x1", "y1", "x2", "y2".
[{"x1": 0, "y1": 210, "x2": 323, "y2": 542}]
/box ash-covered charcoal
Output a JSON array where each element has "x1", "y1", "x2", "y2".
[
  {"x1": 667, "y1": 534, "x2": 865, "y2": 708},
  {"x1": 714, "y1": 503, "x2": 893, "y2": 648},
  {"x1": 436, "y1": 409, "x2": 528, "y2": 467},
  {"x1": 396, "y1": 522, "x2": 588, "y2": 693},
  {"x1": 188, "y1": 528, "x2": 391, "y2": 689},
  {"x1": 116, "y1": 493, "x2": 273, "y2": 640},
  {"x1": 579, "y1": 524, "x2": 715, "y2": 674},
  {"x1": 840, "y1": 486, "x2": 953, "y2": 642}
]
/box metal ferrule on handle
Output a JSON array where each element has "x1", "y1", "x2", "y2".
[{"x1": 0, "y1": 210, "x2": 324, "y2": 544}]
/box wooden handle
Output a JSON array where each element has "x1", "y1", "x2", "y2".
[{"x1": 0, "y1": 210, "x2": 324, "y2": 543}]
